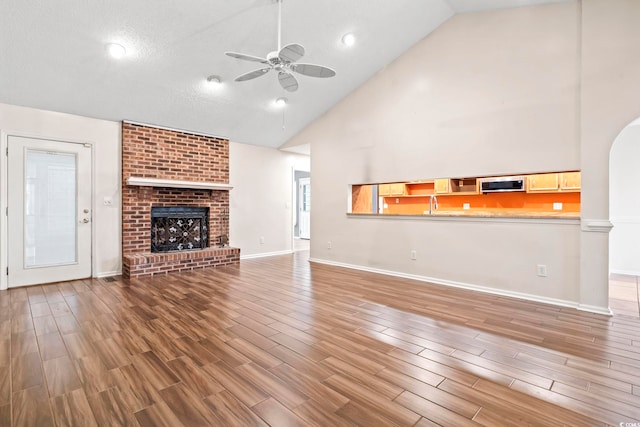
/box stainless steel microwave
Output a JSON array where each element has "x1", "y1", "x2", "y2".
[{"x1": 480, "y1": 176, "x2": 525, "y2": 193}]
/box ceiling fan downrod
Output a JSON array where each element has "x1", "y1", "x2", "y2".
[{"x1": 277, "y1": 0, "x2": 282, "y2": 51}]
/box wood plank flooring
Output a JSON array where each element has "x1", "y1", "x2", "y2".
[
  {"x1": 1, "y1": 251, "x2": 639, "y2": 426},
  {"x1": 610, "y1": 273, "x2": 640, "y2": 317}
]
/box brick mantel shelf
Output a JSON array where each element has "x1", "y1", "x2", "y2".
[{"x1": 126, "y1": 176, "x2": 233, "y2": 191}]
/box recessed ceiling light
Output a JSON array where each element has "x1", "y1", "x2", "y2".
[
  {"x1": 206, "y1": 75, "x2": 222, "y2": 87},
  {"x1": 341, "y1": 33, "x2": 356, "y2": 47},
  {"x1": 275, "y1": 97, "x2": 288, "y2": 107},
  {"x1": 106, "y1": 43, "x2": 126, "y2": 59}
]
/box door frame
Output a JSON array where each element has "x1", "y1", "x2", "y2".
[
  {"x1": 0, "y1": 130, "x2": 96, "y2": 290},
  {"x1": 291, "y1": 168, "x2": 310, "y2": 249},
  {"x1": 298, "y1": 177, "x2": 311, "y2": 239}
]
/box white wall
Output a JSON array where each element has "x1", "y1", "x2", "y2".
[
  {"x1": 288, "y1": 2, "x2": 598, "y2": 309},
  {"x1": 310, "y1": 2, "x2": 580, "y2": 185},
  {"x1": 578, "y1": 0, "x2": 640, "y2": 310},
  {"x1": 229, "y1": 141, "x2": 309, "y2": 258},
  {"x1": 0, "y1": 104, "x2": 313, "y2": 277},
  {"x1": 609, "y1": 124, "x2": 640, "y2": 275},
  {"x1": 0, "y1": 104, "x2": 312, "y2": 278},
  {"x1": 0, "y1": 103, "x2": 121, "y2": 277}
]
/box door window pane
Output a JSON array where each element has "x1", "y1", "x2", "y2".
[
  {"x1": 25, "y1": 150, "x2": 77, "y2": 267},
  {"x1": 303, "y1": 184, "x2": 311, "y2": 212}
]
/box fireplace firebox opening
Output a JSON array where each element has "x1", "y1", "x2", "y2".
[{"x1": 151, "y1": 206, "x2": 209, "y2": 252}]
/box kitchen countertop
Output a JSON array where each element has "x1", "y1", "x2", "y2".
[
  {"x1": 348, "y1": 211, "x2": 580, "y2": 220},
  {"x1": 429, "y1": 210, "x2": 579, "y2": 219}
]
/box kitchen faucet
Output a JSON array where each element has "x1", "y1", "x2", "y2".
[{"x1": 429, "y1": 194, "x2": 438, "y2": 214}]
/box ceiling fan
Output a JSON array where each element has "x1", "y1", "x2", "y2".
[{"x1": 225, "y1": 0, "x2": 336, "y2": 92}]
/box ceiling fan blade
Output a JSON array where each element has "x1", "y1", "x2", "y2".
[
  {"x1": 225, "y1": 52, "x2": 269, "y2": 64},
  {"x1": 235, "y1": 68, "x2": 271, "y2": 82},
  {"x1": 278, "y1": 72, "x2": 298, "y2": 92},
  {"x1": 279, "y1": 43, "x2": 305, "y2": 63},
  {"x1": 291, "y1": 63, "x2": 336, "y2": 78}
]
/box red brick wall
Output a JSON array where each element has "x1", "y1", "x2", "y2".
[
  {"x1": 122, "y1": 123, "x2": 236, "y2": 277},
  {"x1": 122, "y1": 122, "x2": 229, "y2": 183}
]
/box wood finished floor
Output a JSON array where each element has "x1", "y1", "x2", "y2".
[
  {"x1": 610, "y1": 273, "x2": 640, "y2": 318},
  {"x1": 1, "y1": 251, "x2": 640, "y2": 426}
]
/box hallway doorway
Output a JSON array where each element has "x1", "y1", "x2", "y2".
[
  {"x1": 293, "y1": 170, "x2": 310, "y2": 246},
  {"x1": 609, "y1": 117, "x2": 640, "y2": 317}
]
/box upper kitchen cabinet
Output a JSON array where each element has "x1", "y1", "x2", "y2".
[
  {"x1": 435, "y1": 178, "x2": 478, "y2": 195},
  {"x1": 527, "y1": 173, "x2": 559, "y2": 192},
  {"x1": 434, "y1": 179, "x2": 450, "y2": 194},
  {"x1": 449, "y1": 178, "x2": 479, "y2": 195},
  {"x1": 379, "y1": 183, "x2": 407, "y2": 196},
  {"x1": 559, "y1": 172, "x2": 581, "y2": 191},
  {"x1": 527, "y1": 172, "x2": 581, "y2": 193}
]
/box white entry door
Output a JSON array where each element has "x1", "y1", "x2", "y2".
[
  {"x1": 299, "y1": 177, "x2": 310, "y2": 239},
  {"x1": 7, "y1": 136, "x2": 92, "y2": 287}
]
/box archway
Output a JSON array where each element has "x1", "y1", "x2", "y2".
[{"x1": 608, "y1": 117, "x2": 640, "y2": 317}]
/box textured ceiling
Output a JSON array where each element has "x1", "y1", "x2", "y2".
[{"x1": 0, "y1": 0, "x2": 571, "y2": 150}]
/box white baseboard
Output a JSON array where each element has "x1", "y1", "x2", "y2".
[
  {"x1": 577, "y1": 304, "x2": 614, "y2": 316},
  {"x1": 241, "y1": 250, "x2": 293, "y2": 260},
  {"x1": 610, "y1": 268, "x2": 640, "y2": 277},
  {"x1": 309, "y1": 257, "x2": 612, "y2": 316},
  {"x1": 95, "y1": 270, "x2": 121, "y2": 278}
]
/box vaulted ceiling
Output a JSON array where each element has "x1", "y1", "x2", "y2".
[{"x1": 0, "y1": 0, "x2": 571, "y2": 150}]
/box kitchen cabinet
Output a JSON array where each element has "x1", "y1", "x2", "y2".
[
  {"x1": 434, "y1": 178, "x2": 478, "y2": 195},
  {"x1": 434, "y1": 179, "x2": 450, "y2": 194},
  {"x1": 527, "y1": 173, "x2": 559, "y2": 192},
  {"x1": 450, "y1": 178, "x2": 479, "y2": 195},
  {"x1": 390, "y1": 183, "x2": 406, "y2": 195},
  {"x1": 526, "y1": 172, "x2": 581, "y2": 193},
  {"x1": 379, "y1": 183, "x2": 407, "y2": 196},
  {"x1": 378, "y1": 184, "x2": 391, "y2": 196},
  {"x1": 560, "y1": 172, "x2": 581, "y2": 191}
]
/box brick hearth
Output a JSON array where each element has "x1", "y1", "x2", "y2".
[
  {"x1": 122, "y1": 247, "x2": 240, "y2": 278},
  {"x1": 122, "y1": 122, "x2": 239, "y2": 278}
]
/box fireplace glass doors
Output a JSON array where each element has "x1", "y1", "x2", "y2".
[{"x1": 151, "y1": 206, "x2": 209, "y2": 252}]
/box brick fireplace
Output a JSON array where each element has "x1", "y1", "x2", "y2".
[{"x1": 121, "y1": 122, "x2": 239, "y2": 278}]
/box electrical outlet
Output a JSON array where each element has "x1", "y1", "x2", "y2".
[
  {"x1": 103, "y1": 196, "x2": 113, "y2": 206},
  {"x1": 553, "y1": 202, "x2": 563, "y2": 211},
  {"x1": 463, "y1": 203, "x2": 470, "y2": 210},
  {"x1": 259, "y1": 236, "x2": 265, "y2": 244},
  {"x1": 536, "y1": 264, "x2": 548, "y2": 277},
  {"x1": 327, "y1": 241, "x2": 332, "y2": 249},
  {"x1": 410, "y1": 250, "x2": 417, "y2": 260},
  {"x1": 395, "y1": 198, "x2": 399, "y2": 204}
]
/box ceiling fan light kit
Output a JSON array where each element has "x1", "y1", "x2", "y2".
[
  {"x1": 225, "y1": 0, "x2": 336, "y2": 92},
  {"x1": 206, "y1": 75, "x2": 222, "y2": 86},
  {"x1": 106, "y1": 43, "x2": 126, "y2": 59},
  {"x1": 341, "y1": 33, "x2": 356, "y2": 46}
]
